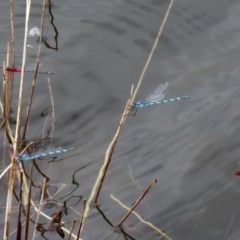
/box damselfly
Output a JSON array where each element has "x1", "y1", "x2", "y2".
[
  {"x1": 16, "y1": 147, "x2": 74, "y2": 161},
  {"x1": 130, "y1": 82, "x2": 189, "y2": 112},
  {"x1": 6, "y1": 65, "x2": 54, "y2": 75}
]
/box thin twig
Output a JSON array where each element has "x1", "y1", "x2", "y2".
[
  {"x1": 9, "y1": 0, "x2": 15, "y2": 65},
  {"x1": 14, "y1": 0, "x2": 31, "y2": 150},
  {"x1": 24, "y1": 161, "x2": 33, "y2": 240},
  {"x1": 0, "y1": 164, "x2": 11, "y2": 179},
  {"x1": 111, "y1": 193, "x2": 172, "y2": 240},
  {"x1": 76, "y1": 199, "x2": 87, "y2": 240},
  {"x1": 16, "y1": 173, "x2": 23, "y2": 239},
  {"x1": 8, "y1": 0, "x2": 15, "y2": 111},
  {"x1": 77, "y1": 95, "x2": 131, "y2": 236},
  {"x1": 22, "y1": 0, "x2": 46, "y2": 140},
  {"x1": 128, "y1": 0, "x2": 174, "y2": 108},
  {"x1": 41, "y1": 77, "x2": 55, "y2": 146},
  {"x1": 48, "y1": 77, "x2": 55, "y2": 144},
  {"x1": 3, "y1": 154, "x2": 16, "y2": 240},
  {"x1": 115, "y1": 179, "x2": 157, "y2": 227},
  {"x1": 67, "y1": 219, "x2": 77, "y2": 240}
]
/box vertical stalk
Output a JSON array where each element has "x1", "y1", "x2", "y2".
[{"x1": 4, "y1": 1, "x2": 32, "y2": 239}]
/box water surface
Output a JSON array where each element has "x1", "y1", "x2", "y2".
[{"x1": 1, "y1": 0, "x2": 240, "y2": 239}]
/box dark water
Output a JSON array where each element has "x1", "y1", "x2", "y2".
[{"x1": 1, "y1": 0, "x2": 240, "y2": 239}]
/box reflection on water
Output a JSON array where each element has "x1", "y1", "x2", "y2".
[{"x1": 1, "y1": 0, "x2": 240, "y2": 239}]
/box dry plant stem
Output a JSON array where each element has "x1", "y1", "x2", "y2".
[
  {"x1": 22, "y1": 61, "x2": 40, "y2": 140},
  {"x1": 0, "y1": 164, "x2": 12, "y2": 180},
  {"x1": 79, "y1": 97, "x2": 131, "y2": 236},
  {"x1": 3, "y1": 43, "x2": 10, "y2": 122},
  {"x1": 93, "y1": 97, "x2": 132, "y2": 204},
  {"x1": 1, "y1": 47, "x2": 14, "y2": 144},
  {"x1": 3, "y1": 155, "x2": 16, "y2": 240},
  {"x1": 9, "y1": 0, "x2": 15, "y2": 64},
  {"x1": 48, "y1": 77, "x2": 55, "y2": 143},
  {"x1": 76, "y1": 199, "x2": 87, "y2": 239},
  {"x1": 37, "y1": 0, "x2": 45, "y2": 54},
  {"x1": 22, "y1": 0, "x2": 46, "y2": 140},
  {"x1": 2, "y1": 60, "x2": 9, "y2": 166},
  {"x1": 14, "y1": 0, "x2": 31, "y2": 150},
  {"x1": 16, "y1": 173, "x2": 23, "y2": 240},
  {"x1": 111, "y1": 194, "x2": 172, "y2": 240},
  {"x1": 128, "y1": 164, "x2": 152, "y2": 215},
  {"x1": 67, "y1": 219, "x2": 77, "y2": 240},
  {"x1": 3, "y1": 63, "x2": 8, "y2": 120},
  {"x1": 96, "y1": 99, "x2": 131, "y2": 203},
  {"x1": 115, "y1": 178, "x2": 157, "y2": 227},
  {"x1": 18, "y1": 141, "x2": 35, "y2": 155},
  {"x1": 9, "y1": 0, "x2": 16, "y2": 109},
  {"x1": 128, "y1": 0, "x2": 174, "y2": 108},
  {"x1": 24, "y1": 161, "x2": 33, "y2": 240},
  {"x1": 41, "y1": 77, "x2": 55, "y2": 146}
]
